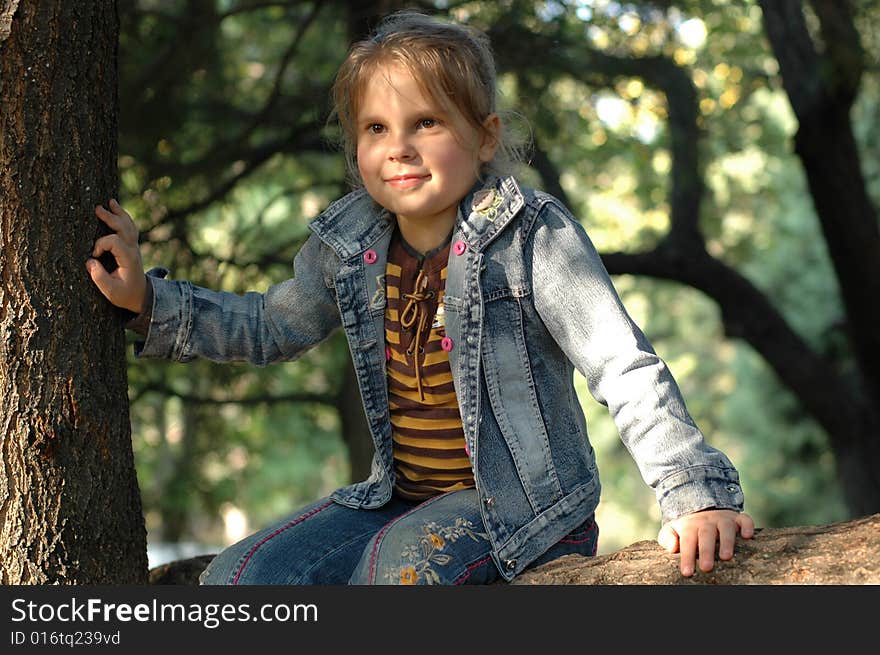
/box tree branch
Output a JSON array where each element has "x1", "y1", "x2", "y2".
[
  {"x1": 601, "y1": 245, "x2": 859, "y2": 444},
  {"x1": 140, "y1": 127, "x2": 326, "y2": 239},
  {"x1": 490, "y1": 23, "x2": 705, "y2": 244},
  {"x1": 757, "y1": 0, "x2": 825, "y2": 122},
  {"x1": 149, "y1": 513, "x2": 880, "y2": 584},
  {"x1": 808, "y1": 0, "x2": 865, "y2": 105},
  {"x1": 513, "y1": 513, "x2": 880, "y2": 584},
  {"x1": 528, "y1": 141, "x2": 572, "y2": 209},
  {"x1": 225, "y1": 2, "x2": 323, "y2": 151},
  {"x1": 131, "y1": 381, "x2": 336, "y2": 408}
]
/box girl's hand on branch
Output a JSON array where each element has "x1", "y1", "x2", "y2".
[{"x1": 658, "y1": 509, "x2": 755, "y2": 577}]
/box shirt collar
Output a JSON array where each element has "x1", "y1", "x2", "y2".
[{"x1": 308, "y1": 175, "x2": 525, "y2": 260}]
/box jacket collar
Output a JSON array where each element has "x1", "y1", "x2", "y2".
[
  {"x1": 308, "y1": 175, "x2": 525, "y2": 259},
  {"x1": 457, "y1": 175, "x2": 525, "y2": 252},
  {"x1": 307, "y1": 188, "x2": 393, "y2": 260}
]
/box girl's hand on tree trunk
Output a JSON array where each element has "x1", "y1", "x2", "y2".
[{"x1": 85, "y1": 198, "x2": 147, "y2": 314}]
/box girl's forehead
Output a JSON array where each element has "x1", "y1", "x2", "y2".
[
  {"x1": 363, "y1": 64, "x2": 420, "y2": 95},
  {"x1": 358, "y1": 64, "x2": 445, "y2": 112}
]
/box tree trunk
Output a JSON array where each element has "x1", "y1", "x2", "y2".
[
  {"x1": 758, "y1": 0, "x2": 880, "y2": 515},
  {"x1": 158, "y1": 399, "x2": 201, "y2": 543},
  {"x1": 0, "y1": 1, "x2": 148, "y2": 583}
]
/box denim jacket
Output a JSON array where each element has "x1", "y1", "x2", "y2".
[{"x1": 136, "y1": 175, "x2": 744, "y2": 581}]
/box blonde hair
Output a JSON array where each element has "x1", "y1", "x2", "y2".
[{"x1": 330, "y1": 11, "x2": 526, "y2": 184}]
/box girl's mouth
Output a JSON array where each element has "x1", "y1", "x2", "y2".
[{"x1": 386, "y1": 174, "x2": 430, "y2": 189}]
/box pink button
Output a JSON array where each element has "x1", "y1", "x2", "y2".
[
  {"x1": 385, "y1": 346, "x2": 392, "y2": 361},
  {"x1": 453, "y1": 241, "x2": 466, "y2": 256},
  {"x1": 441, "y1": 336, "x2": 454, "y2": 352},
  {"x1": 363, "y1": 249, "x2": 377, "y2": 264}
]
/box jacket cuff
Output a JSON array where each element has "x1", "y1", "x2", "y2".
[
  {"x1": 124, "y1": 279, "x2": 155, "y2": 336},
  {"x1": 132, "y1": 267, "x2": 193, "y2": 360},
  {"x1": 655, "y1": 464, "x2": 745, "y2": 523}
]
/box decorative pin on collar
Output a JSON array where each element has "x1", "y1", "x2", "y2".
[{"x1": 471, "y1": 187, "x2": 503, "y2": 222}]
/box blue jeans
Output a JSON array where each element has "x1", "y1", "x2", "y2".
[{"x1": 199, "y1": 490, "x2": 598, "y2": 585}]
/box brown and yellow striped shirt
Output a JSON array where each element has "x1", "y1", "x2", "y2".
[{"x1": 385, "y1": 228, "x2": 475, "y2": 501}]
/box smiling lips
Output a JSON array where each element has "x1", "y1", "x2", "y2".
[{"x1": 386, "y1": 174, "x2": 430, "y2": 189}]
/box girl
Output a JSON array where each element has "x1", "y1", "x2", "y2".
[{"x1": 87, "y1": 11, "x2": 754, "y2": 585}]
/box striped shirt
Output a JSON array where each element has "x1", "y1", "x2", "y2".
[{"x1": 385, "y1": 228, "x2": 475, "y2": 501}]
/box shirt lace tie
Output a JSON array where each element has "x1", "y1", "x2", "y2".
[{"x1": 399, "y1": 269, "x2": 434, "y2": 401}]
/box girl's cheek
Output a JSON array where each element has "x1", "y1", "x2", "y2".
[
  {"x1": 356, "y1": 144, "x2": 374, "y2": 169},
  {"x1": 355, "y1": 149, "x2": 368, "y2": 176}
]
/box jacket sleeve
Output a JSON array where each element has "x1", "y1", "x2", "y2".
[
  {"x1": 529, "y1": 197, "x2": 744, "y2": 522},
  {"x1": 133, "y1": 232, "x2": 342, "y2": 366}
]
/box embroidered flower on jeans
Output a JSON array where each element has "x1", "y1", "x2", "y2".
[
  {"x1": 387, "y1": 517, "x2": 489, "y2": 585},
  {"x1": 399, "y1": 567, "x2": 419, "y2": 585}
]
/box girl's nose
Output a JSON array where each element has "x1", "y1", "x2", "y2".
[{"x1": 388, "y1": 135, "x2": 416, "y2": 161}]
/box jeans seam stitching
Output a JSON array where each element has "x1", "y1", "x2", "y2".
[
  {"x1": 294, "y1": 528, "x2": 380, "y2": 584},
  {"x1": 231, "y1": 500, "x2": 333, "y2": 585},
  {"x1": 558, "y1": 519, "x2": 598, "y2": 544},
  {"x1": 454, "y1": 554, "x2": 493, "y2": 585}
]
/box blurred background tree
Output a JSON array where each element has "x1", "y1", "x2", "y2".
[{"x1": 114, "y1": 0, "x2": 879, "y2": 561}]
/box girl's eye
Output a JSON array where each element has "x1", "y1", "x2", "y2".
[
  {"x1": 418, "y1": 118, "x2": 437, "y2": 129},
  {"x1": 368, "y1": 124, "x2": 385, "y2": 134}
]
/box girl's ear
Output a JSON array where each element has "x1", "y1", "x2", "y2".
[{"x1": 478, "y1": 113, "x2": 501, "y2": 163}]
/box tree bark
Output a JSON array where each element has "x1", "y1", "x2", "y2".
[{"x1": 0, "y1": 1, "x2": 148, "y2": 583}]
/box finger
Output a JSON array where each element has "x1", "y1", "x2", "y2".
[
  {"x1": 697, "y1": 523, "x2": 717, "y2": 573},
  {"x1": 717, "y1": 520, "x2": 737, "y2": 560},
  {"x1": 679, "y1": 528, "x2": 698, "y2": 577},
  {"x1": 94, "y1": 202, "x2": 138, "y2": 242},
  {"x1": 92, "y1": 233, "x2": 141, "y2": 270},
  {"x1": 737, "y1": 513, "x2": 755, "y2": 539},
  {"x1": 85, "y1": 258, "x2": 122, "y2": 300},
  {"x1": 91, "y1": 234, "x2": 132, "y2": 265},
  {"x1": 94, "y1": 203, "x2": 123, "y2": 230},
  {"x1": 109, "y1": 198, "x2": 132, "y2": 221},
  {"x1": 657, "y1": 524, "x2": 679, "y2": 553}
]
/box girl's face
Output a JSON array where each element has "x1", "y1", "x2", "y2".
[{"x1": 356, "y1": 64, "x2": 498, "y2": 233}]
